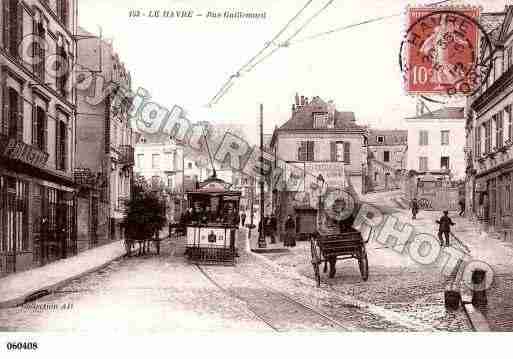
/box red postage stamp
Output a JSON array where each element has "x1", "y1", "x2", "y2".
[{"x1": 401, "y1": 6, "x2": 485, "y2": 97}]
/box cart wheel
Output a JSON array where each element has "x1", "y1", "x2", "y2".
[
  {"x1": 310, "y1": 238, "x2": 322, "y2": 287},
  {"x1": 359, "y1": 247, "x2": 369, "y2": 281}
]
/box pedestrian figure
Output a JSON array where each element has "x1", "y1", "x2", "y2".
[
  {"x1": 284, "y1": 215, "x2": 296, "y2": 247},
  {"x1": 270, "y1": 214, "x2": 277, "y2": 244},
  {"x1": 458, "y1": 197, "x2": 465, "y2": 216},
  {"x1": 241, "y1": 212, "x2": 246, "y2": 227},
  {"x1": 436, "y1": 210, "x2": 455, "y2": 247},
  {"x1": 411, "y1": 197, "x2": 419, "y2": 220}
]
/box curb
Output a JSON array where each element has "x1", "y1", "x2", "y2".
[
  {"x1": 461, "y1": 296, "x2": 491, "y2": 331},
  {"x1": 243, "y1": 231, "x2": 437, "y2": 332},
  {"x1": 0, "y1": 241, "x2": 128, "y2": 309}
]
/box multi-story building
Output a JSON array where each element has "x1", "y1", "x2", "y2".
[
  {"x1": 466, "y1": 7, "x2": 513, "y2": 235},
  {"x1": 405, "y1": 107, "x2": 466, "y2": 179},
  {"x1": 0, "y1": 0, "x2": 77, "y2": 276},
  {"x1": 366, "y1": 129, "x2": 407, "y2": 191},
  {"x1": 75, "y1": 27, "x2": 134, "y2": 248},
  {"x1": 270, "y1": 94, "x2": 367, "y2": 234}
]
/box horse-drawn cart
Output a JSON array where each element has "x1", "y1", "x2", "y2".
[{"x1": 310, "y1": 229, "x2": 370, "y2": 287}]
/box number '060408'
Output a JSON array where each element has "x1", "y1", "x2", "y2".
[{"x1": 6, "y1": 342, "x2": 38, "y2": 350}]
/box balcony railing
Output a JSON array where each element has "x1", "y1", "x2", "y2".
[{"x1": 119, "y1": 145, "x2": 134, "y2": 166}]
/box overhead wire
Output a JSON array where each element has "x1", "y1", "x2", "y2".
[
  {"x1": 208, "y1": 0, "x2": 455, "y2": 106},
  {"x1": 207, "y1": 0, "x2": 315, "y2": 107}
]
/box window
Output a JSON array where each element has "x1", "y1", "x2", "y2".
[
  {"x1": 383, "y1": 151, "x2": 390, "y2": 162},
  {"x1": 136, "y1": 154, "x2": 144, "y2": 168},
  {"x1": 343, "y1": 142, "x2": 350, "y2": 164},
  {"x1": 56, "y1": 39, "x2": 68, "y2": 97},
  {"x1": 55, "y1": 119, "x2": 67, "y2": 171},
  {"x1": 56, "y1": 0, "x2": 69, "y2": 27},
  {"x1": 298, "y1": 141, "x2": 314, "y2": 161},
  {"x1": 484, "y1": 120, "x2": 491, "y2": 153},
  {"x1": 441, "y1": 130, "x2": 450, "y2": 146},
  {"x1": 331, "y1": 142, "x2": 345, "y2": 162},
  {"x1": 508, "y1": 45, "x2": 513, "y2": 69},
  {"x1": 33, "y1": 14, "x2": 45, "y2": 80},
  {"x1": 32, "y1": 106, "x2": 46, "y2": 150},
  {"x1": 3, "y1": 0, "x2": 23, "y2": 57},
  {"x1": 374, "y1": 172, "x2": 378, "y2": 181},
  {"x1": 4, "y1": 88, "x2": 22, "y2": 140},
  {"x1": 313, "y1": 113, "x2": 330, "y2": 128},
  {"x1": 152, "y1": 154, "x2": 160, "y2": 169},
  {"x1": 497, "y1": 111, "x2": 504, "y2": 148},
  {"x1": 506, "y1": 105, "x2": 513, "y2": 141},
  {"x1": 419, "y1": 130, "x2": 429, "y2": 146},
  {"x1": 377, "y1": 136, "x2": 384, "y2": 144},
  {"x1": 475, "y1": 126, "x2": 481, "y2": 158},
  {"x1": 419, "y1": 157, "x2": 428, "y2": 172},
  {"x1": 441, "y1": 156, "x2": 450, "y2": 170},
  {"x1": 188, "y1": 162, "x2": 193, "y2": 169}
]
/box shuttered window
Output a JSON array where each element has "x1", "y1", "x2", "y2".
[
  {"x1": 484, "y1": 120, "x2": 491, "y2": 153},
  {"x1": 507, "y1": 105, "x2": 512, "y2": 141},
  {"x1": 298, "y1": 141, "x2": 314, "y2": 161},
  {"x1": 3, "y1": 0, "x2": 23, "y2": 58},
  {"x1": 475, "y1": 126, "x2": 481, "y2": 158},
  {"x1": 56, "y1": 44, "x2": 68, "y2": 97},
  {"x1": 343, "y1": 142, "x2": 350, "y2": 164},
  {"x1": 297, "y1": 141, "x2": 315, "y2": 161},
  {"x1": 55, "y1": 119, "x2": 67, "y2": 171},
  {"x1": 56, "y1": 0, "x2": 69, "y2": 27},
  {"x1": 32, "y1": 106, "x2": 47, "y2": 151},
  {"x1": 419, "y1": 130, "x2": 429, "y2": 146},
  {"x1": 33, "y1": 17, "x2": 45, "y2": 80},
  {"x1": 4, "y1": 88, "x2": 22, "y2": 140},
  {"x1": 331, "y1": 141, "x2": 345, "y2": 162}
]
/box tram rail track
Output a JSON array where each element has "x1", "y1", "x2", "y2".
[{"x1": 195, "y1": 264, "x2": 350, "y2": 332}]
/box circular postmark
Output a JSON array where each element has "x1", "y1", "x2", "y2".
[
  {"x1": 323, "y1": 188, "x2": 357, "y2": 222},
  {"x1": 399, "y1": 8, "x2": 494, "y2": 103}
]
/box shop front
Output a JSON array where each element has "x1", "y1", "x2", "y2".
[{"x1": 0, "y1": 140, "x2": 76, "y2": 277}]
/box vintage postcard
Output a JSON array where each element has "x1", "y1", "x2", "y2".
[{"x1": 0, "y1": 0, "x2": 512, "y2": 357}]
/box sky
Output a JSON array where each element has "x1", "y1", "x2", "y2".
[{"x1": 77, "y1": 0, "x2": 508, "y2": 144}]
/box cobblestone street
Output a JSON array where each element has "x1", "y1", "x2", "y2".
[{"x1": 0, "y1": 229, "x2": 417, "y2": 332}]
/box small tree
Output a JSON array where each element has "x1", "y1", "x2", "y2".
[{"x1": 122, "y1": 182, "x2": 166, "y2": 256}]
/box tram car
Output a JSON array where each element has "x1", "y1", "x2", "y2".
[{"x1": 184, "y1": 173, "x2": 241, "y2": 265}]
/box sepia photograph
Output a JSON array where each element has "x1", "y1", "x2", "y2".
[{"x1": 0, "y1": 0, "x2": 512, "y2": 356}]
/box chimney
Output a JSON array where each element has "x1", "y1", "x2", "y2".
[
  {"x1": 295, "y1": 93, "x2": 300, "y2": 106},
  {"x1": 301, "y1": 95, "x2": 305, "y2": 105}
]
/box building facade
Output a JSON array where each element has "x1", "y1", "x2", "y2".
[
  {"x1": 466, "y1": 7, "x2": 513, "y2": 235},
  {"x1": 405, "y1": 107, "x2": 466, "y2": 179},
  {"x1": 75, "y1": 27, "x2": 134, "y2": 248},
  {"x1": 0, "y1": 0, "x2": 77, "y2": 276},
  {"x1": 366, "y1": 129, "x2": 407, "y2": 191},
  {"x1": 270, "y1": 94, "x2": 367, "y2": 237}
]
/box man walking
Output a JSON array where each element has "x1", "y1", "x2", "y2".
[
  {"x1": 284, "y1": 215, "x2": 296, "y2": 247},
  {"x1": 436, "y1": 210, "x2": 455, "y2": 247},
  {"x1": 411, "y1": 197, "x2": 419, "y2": 220},
  {"x1": 270, "y1": 214, "x2": 277, "y2": 244},
  {"x1": 458, "y1": 197, "x2": 465, "y2": 216}
]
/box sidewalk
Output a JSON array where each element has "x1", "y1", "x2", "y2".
[
  {"x1": 382, "y1": 204, "x2": 513, "y2": 331},
  {"x1": 0, "y1": 240, "x2": 126, "y2": 309}
]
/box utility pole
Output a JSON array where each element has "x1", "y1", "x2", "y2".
[
  {"x1": 258, "y1": 104, "x2": 267, "y2": 248},
  {"x1": 248, "y1": 176, "x2": 255, "y2": 240}
]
